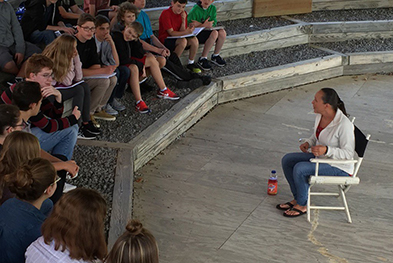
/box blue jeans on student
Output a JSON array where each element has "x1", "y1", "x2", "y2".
[
  {"x1": 29, "y1": 30, "x2": 56, "y2": 45},
  {"x1": 108, "y1": 66, "x2": 131, "y2": 104},
  {"x1": 31, "y1": 124, "x2": 78, "y2": 160},
  {"x1": 281, "y1": 152, "x2": 349, "y2": 206}
]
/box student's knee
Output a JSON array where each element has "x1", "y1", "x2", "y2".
[
  {"x1": 188, "y1": 37, "x2": 199, "y2": 47},
  {"x1": 176, "y1": 38, "x2": 187, "y2": 49},
  {"x1": 209, "y1": 30, "x2": 218, "y2": 40},
  {"x1": 157, "y1": 56, "x2": 166, "y2": 68},
  {"x1": 2, "y1": 60, "x2": 19, "y2": 75},
  {"x1": 218, "y1": 29, "x2": 227, "y2": 39}
]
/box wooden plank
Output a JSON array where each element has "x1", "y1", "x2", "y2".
[
  {"x1": 348, "y1": 51, "x2": 393, "y2": 65},
  {"x1": 108, "y1": 149, "x2": 133, "y2": 249},
  {"x1": 218, "y1": 66, "x2": 343, "y2": 104},
  {"x1": 253, "y1": 0, "x2": 312, "y2": 17},
  {"x1": 344, "y1": 62, "x2": 393, "y2": 75},
  {"x1": 133, "y1": 94, "x2": 217, "y2": 171},
  {"x1": 130, "y1": 83, "x2": 220, "y2": 169},
  {"x1": 309, "y1": 31, "x2": 393, "y2": 43},
  {"x1": 221, "y1": 55, "x2": 344, "y2": 90},
  {"x1": 312, "y1": 0, "x2": 393, "y2": 11},
  {"x1": 311, "y1": 21, "x2": 393, "y2": 34}
]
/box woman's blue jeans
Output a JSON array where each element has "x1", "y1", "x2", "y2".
[{"x1": 281, "y1": 152, "x2": 349, "y2": 206}]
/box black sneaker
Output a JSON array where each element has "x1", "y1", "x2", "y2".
[
  {"x1": 211, "y1": 55, "x2": 226, "y2": 67},
  {"x1": 78, "y1": 126, "x2": 96, "y2": 140},
  {"x1": 187, "y1": 63, "x2": 202, "y2": 74},
  {"x1": 84, "y1": 121, "x2": 101, "y2": 135},
  {"x1": 197, "y1": 58, "x2": 212, "y2": 71}
]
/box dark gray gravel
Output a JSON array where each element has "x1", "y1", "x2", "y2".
[
  {"x1": 290, "y1": 8, "x2": 393, "y2": 22},
  {"x1": 316, "y1": 38, "x2": 393, "y2": 53},
  {"x1": 218, "y1": 17, "x2": 293, "y2": 35},
  {"x1": 210, "y1": 44, "x2": 329, "y2": 78},
  {"x1": 71, "y1": 145, "x2": 118, "y2": 237}
]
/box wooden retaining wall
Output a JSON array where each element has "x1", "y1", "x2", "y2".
[{"x1": 312, "y1": 0, "x2": 393, "y2": 11}]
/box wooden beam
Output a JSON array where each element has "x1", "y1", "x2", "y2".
[
  {"x1": 312, "y1": 0, "x2": 393, "y2": 11},
  {"x1": 221, "y1": 55, "x2": 344, "y2": 90},
  {"x1": 253, "y1": 0, "x2": 312, "y2": 17},
  {"x1": 311, "y1": 21, "x2": 393, "y2": 34},
  {"x1": 108, "y1": 149, "x2": 133, "y2": 248},
  {"x1": 218, "y1": 66, "x2": 343, "y2": 104},
  {"x1": 310, "y1": 31, "x2": 393, "y2": 43},
  {"x1": 344, "y1": 62, "x2": 393, "y2": 75},
  {"x1": 348, "y1": 51, "x2": 393, "y2": 65}
]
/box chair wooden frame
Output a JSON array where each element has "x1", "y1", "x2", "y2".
[{"x1": 307, "y1": 126, "x2": 370, "y2": 223}]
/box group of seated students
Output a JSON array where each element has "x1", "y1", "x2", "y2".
[{"x1": 1, "y1": 0, "x2": 226, "y2": 139}]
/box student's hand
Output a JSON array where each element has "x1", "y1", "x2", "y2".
[
  {"x1": 63, "y1": 160, "x2": 79, "y2": 177},
  {"x1": 102, "y1": 65, "x2": 116, "y2": 74},
  {"x1": 61, "y1": 27, "x2": 76, "y2": 35},
  {"x1": 104, "y1": 33, "x2": 114, "y2": 44},
  {"x1": 185, "y1": 26, "x2": 194, "y2": 34},
  {"x1": 72, "y1": 106, "x2": 81, "y2": 120},
  {"x1": 299, "y1": 142, "x2": 310, "y2": 153},
  {"x1": 141, "y1": 67, "x2": 146, "y2": 79},
  {"x1": 41, "y1": 86, "x2": 62, "y2": 103},
  {"x1": 110, "y1": 5, "x2": 119, "y2": 11},
  {"x1": 158, "y1": 48, "x2": 170, "y2": 57},
  {"x1": 15, "y1": 53, "x2": 24, "y2": 65},
  {"x1": 203, "y1": 20, "x2": 213, "y2": 28},
  {"x1": 311, "y1": 145, "x2": 328, "y2": 157},
  {"x1": 181, "y1": 11, "x2": 187, "y2": 20}
]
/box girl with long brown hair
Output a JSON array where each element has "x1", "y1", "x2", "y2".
[
  {"x1": 0, "y1": 157, "x2": 58, "y2": 263},
  {"x1": 26, "y1": 188, "x2": 108, "y2": 263},
  {"x1": 42, "y1": 34, "x2": 100, "y2": 139}
]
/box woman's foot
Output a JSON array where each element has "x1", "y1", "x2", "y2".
[
  {"x1": 283, "y1": 204, "x2": 307, "y2": 217},
  {"x1": 276, "y1": 200, "x2": 296, "y2": 210}
]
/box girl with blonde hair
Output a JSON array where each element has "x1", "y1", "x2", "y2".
[
  {"x1": 106, "y1": 220, "x2": 159, "y2": 263},
  {"x1": 42, "y1": 34, "x2": 100, "y2": 139},
  {"x1": 0, "y1": 157, "x2": 58, "y2": 263},
  {"x1": 26, "y1": 188, "x2": 108, "y2": 263}
]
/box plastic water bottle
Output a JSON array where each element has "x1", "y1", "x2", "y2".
[{"x1": 267, "y1": 170, "x2": 278, "y2": 195}]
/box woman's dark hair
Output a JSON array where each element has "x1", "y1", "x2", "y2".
[
  {"x1": 4, "y1": 158, "x2": 56, "y2": 201},
  {"x1": 321, "y1": 88, "x2": 348, "y2": 116},
  {"x1": 0, "y1": 104, "x2": 20, "y2": 135},
  {"x1": 106, "y1": 220, "x2": 159, "y2": 263}
]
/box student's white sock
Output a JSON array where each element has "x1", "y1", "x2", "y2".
[
  {"x1": 200, "y1": 57, "x2": 207, "y2": 60},
  {"x1": 213, "y1": 54, "x2": 219, "y2": 57},
  {"x1": 136, "y1": 100, "x2": 142, "y2": 104},
  {"x1": 160, "y1": 87, "x2": 168, "y2": 91},
  {"x1": 188, "y1": 59, "x2": 194, "y2": 64}
]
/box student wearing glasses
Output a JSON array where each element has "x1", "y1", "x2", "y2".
[
  {"x1": 75, "y1": 14, "x2": 118, "y2": 122},
  {"x1": 0, "y1": 156, "x2": 58, "y2": 263}
]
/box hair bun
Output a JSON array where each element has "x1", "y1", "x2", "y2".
[{"x1": 125, "y1": 220, "x2": 143, "y2": 235}]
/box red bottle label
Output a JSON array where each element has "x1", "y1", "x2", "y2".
[{"x1": 267, "y1": 179, "x2": 278, "y2": 195}]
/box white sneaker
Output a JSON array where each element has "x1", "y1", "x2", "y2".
[{"x1": 63, "y1": 183, "x2": 77, "y2": 193}]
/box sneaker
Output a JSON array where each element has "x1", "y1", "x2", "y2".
[
  {"x1": 176, "y1": 78, "x2": 203, "y2": 89},
  {"x1": 197, "y1": 57, "x2": 212, "y2": 71},
  {"x1": 104, "y1": 104, "x2": 118, "y2": 116},
  {"x1": 211, "y1": 54, "x2": 226, "y2": 67},
  {"x1": 157, "y1": 88, "x2": 180, "y2": 100},
  {"x1": 93, "y1": 110, "x2": 116, "y2": 121},
  {"x1": 77, "y1": 126, "x2": 96, "y2": 140},
  {"x1": 110, "y1": 98, "x2": 126, "y2": 111},
  {"x1": 63, "y1": 183, "x2": 77, "y2": 193},
  {"x1": 83, "y1": 121, "x2": 101, "y2": 135},
  {"x1": 90, "y1": 114, "x2": 101, "y2": 128},
  {"x1": 187, "y1": 63, "x2": 202, "y2": 74},
  {"x1": 136, "y1": 100, "x2": 151, "y2": 114}
]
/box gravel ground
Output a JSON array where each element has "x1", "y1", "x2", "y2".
[
  {"x1": 218, "y1": 17, "x2": 293, "y2": 35},
  {"x1": 316, "y1": 38, "x2": 393, "y2": 53},
  {"x1": 290, "y1": 8, "x2": 393, "y2": 22},
  {"x1": 71, "y1": 145, "x2": 118, "y2": 237}
]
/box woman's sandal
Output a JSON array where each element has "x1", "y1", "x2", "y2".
[
  {"x1": 283, "y1": 207, "x2": 307, "y2": 217},
  {"x1": 276, "y1": 202, "x2": 294, "y2": 211}
]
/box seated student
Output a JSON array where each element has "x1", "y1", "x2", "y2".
[
  {"x1": 187, "y1": 0, "x2": 226, "y2": 70},
  {"x1": 113, "y1": 22, "x2": 180, "y2": 113},
  {"x1": 20, "y1": 0, "x2": 76, "y2": 46},
  {"x1": 0, "y1": 56, "x2": 80, "y2": 161},
  {"x1": 0, "y1": 0, "x2": 41, "y2": 77},
  {"x1": 42, "y1": 34, "x2": 100, "y2": 139},
  {"x1": 83, "y1": 0, "x2": 118, "y2": 22},
  {"x1": 94, "y1": 15, "x2": 127, "y2": 114},
  {"x1": 75, "y1": 13, "x2": 117, "y2": 122},
  {"x1": 106, "y1": 219, "x2": 159, "y2": 263},
  {"x1": 25, "y1": 188, "x2": 107, "y2": 263},
  {"x1": 57, "y1": 0, "x2": 84, "y2": 26},
  {"x1": 158, "y1": 0, "x2": 201, "y2": 73},
  {"x1": 0, "y1": 157, "x2": 58, "y2": 263}
]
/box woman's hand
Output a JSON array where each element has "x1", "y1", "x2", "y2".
[
  {"x1": 311, "y1": 145, "x2": 328, "y2": 157},
  {"x1": 41, "y1": 86, "x2": 62, "y2": 103},
  {"x1": 299, "y1": 142, "x2": 310, "y2": 153}
]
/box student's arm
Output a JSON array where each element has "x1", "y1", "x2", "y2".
[
  {"x1": 41, "y1": 149, "x2": 79, "y2": 176},
  {"x1": 82, "y1": 65, "x2": 114, "y2": 76},
  {"x1": 58, "y1": 6, "x2": 80, "y2": 19},
  {"x1": 89, "y1": 4, "x2": 96, "y2": 16},
  {"x1": 105, "y1": 35, "x2": 119, "y2": 67},
  {"x1": 70, "y1": 4, "x2": 84, "y2": 14}
]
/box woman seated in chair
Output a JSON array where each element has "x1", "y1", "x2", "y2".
[{"x1": 277, "y1": 88, "x2": 355, "y2": 217}]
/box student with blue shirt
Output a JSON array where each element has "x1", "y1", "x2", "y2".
[{"x1": 0, "y1": 157, "x2": 58, "y2": 263}]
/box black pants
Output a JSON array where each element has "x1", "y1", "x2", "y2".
[
  {"x1": 49, "y1": 154, "x2": 67, "y2": 204},
  {"x1": 59, "y1": 82, "x2": 91, "y2": 124}
]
